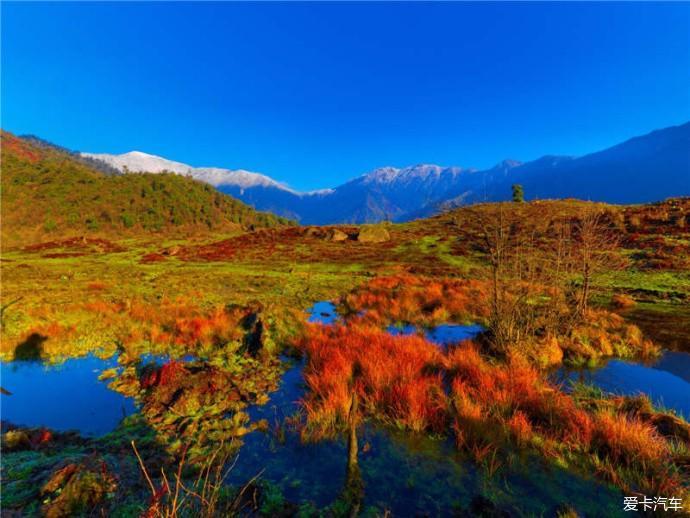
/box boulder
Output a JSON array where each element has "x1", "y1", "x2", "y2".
[
  {"x1": 2, "y1": 429, "x2": 31, "y2": 451},
  {"x1": 327, "y1": 228, "x2": 349, "y2": 242},
  {"x1": 356, "y1": 225, "x2": 390, "y2": 243}
]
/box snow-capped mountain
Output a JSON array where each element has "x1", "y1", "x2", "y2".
[
  {"x1": 81, "y1": 151, "x2": 292, "y2": 192},
  {"x1": 79, "y1": 122, "x2": 690, "y2": 224}
]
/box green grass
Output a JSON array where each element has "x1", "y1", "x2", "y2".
[{"x1": 593, "y1": 269, "x2": 690, "y2": 297}]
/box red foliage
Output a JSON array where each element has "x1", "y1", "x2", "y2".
[
  {"x1": 1, "y1": 132, "x2": 40, "y2": 163},
  {"x1": 140, "y1": 253, "x2": 167, "y2": 263},
  {"x1": 342, "y1": 274, "x2": 490, "y2": 326},
  {"x1": 446, "y1": 343, "x2": 593, "y2": 448},
  {"x1": 30, "y1": 428, "x2": 53, "y2": 447},
  {"x1": 23, "y1": 237, "x2": 125, "y2": 253},
  {"x1": 140, "y1": 360, "x2": 187, "y2": 389},
  {"x1": 298, "y1": 323, "x2": 447, "y2": 436}
]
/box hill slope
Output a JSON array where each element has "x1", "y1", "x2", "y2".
[{"x1": 1, "y1": 132, "x2": 290, "y2": 246}]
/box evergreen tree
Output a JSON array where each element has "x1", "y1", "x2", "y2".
[{"x1": 512, "y1": 183, "x2": 525, "y2": 203}]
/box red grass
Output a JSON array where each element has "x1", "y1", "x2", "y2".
[
  {"x1": 592, "y1": 412, "x2": 669, "y2": 466},
  {"x1": 342, "y1": 274, "x2": 490, "y2": 327},
  {"x1": 611, "y1": 293, "x2": 636, "y2": 309},
  {"x1": 446, "y1": 343, "x2": 595, "y2": 448},
  {"x1": 298, "y1": 323, "x2": 447, "y2": 437},
  {"x1": 79, "y1": 296, "x2": 247, "y2": 351}
]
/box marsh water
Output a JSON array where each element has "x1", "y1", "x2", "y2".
[
  {"x1": 554, "y1": 306, "x2": 690, "y2": 419},
  {"x1": 555, "y1": 351, "x2": 690, "y2": 419},
  {"x1": 232, "y1": 356, "x2": 622, "y2": 516},
  {"x1": 0, "y1": 301, "x2": 688, "y2": 514},
  {"x1": 0, "y1": 354, "x2": 136, "y2": 436},
  {"x1": 224, "y1": 302, "x2": 623, "y2": 515}
]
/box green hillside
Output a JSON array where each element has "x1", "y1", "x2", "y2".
[{"x1": 1, "y1": 131, "x2": 291, "y2": 246}]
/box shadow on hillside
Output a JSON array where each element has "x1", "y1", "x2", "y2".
[{"x1": 13, "y1": 333, "x2": 47, "y2": 361}]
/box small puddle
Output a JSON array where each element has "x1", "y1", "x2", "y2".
[
  {"x1": 388, "y1": 323, "x2": 484, "y2": 346},
  {"x1": 306, "y1": 301, "x2": 339, "y2": 325},
  {"x1": 0, "y1": 354, "x2": 136, "y2": 436}
]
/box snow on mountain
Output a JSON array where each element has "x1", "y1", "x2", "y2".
[
  {"x1": 81, "y1": 151, "x2": 293, "y2": 192},
  {"x1": 79, "y1": 122, "x2": 690, "y2": 224},
  {"x1": 359, "y1": 164, "x2": 471, "y2": 185}
]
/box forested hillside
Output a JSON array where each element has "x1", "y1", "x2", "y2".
[{"x1": 1, "y1": 132, "x2": 290, "y2": 246}]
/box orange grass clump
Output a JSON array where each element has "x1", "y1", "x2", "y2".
[
  {"x1": 298, "y1": 323, "x2": 447, "y2": 438},
  {"x1": 298, "y1": 324, "x2": 684, "y2": 495},
  {"x1": 341, "y1": 274, "x2": 489, "y2": 327},
  {"x1": 446, "y1": 343, "x2": 594, "y2": 449}
]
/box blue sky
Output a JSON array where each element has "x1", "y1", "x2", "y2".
[{"x1": 2, "y1": 2, "x2": 689, "y2": 191}]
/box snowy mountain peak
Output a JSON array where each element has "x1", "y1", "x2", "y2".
[
  {"x1": 360, "y1": 164, "x2": 471, "y2": 185},
  {"x1": 362, "y1": 166, "x2": 402, "y2": 183},
  {"x1": 81, "y1": 151, "x2": 293, "y2": 191}
]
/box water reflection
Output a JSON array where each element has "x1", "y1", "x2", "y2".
[
  {"x1": 307, "y1": 301, "x2": 339, "y2": 325},
  {"x1": 229, "y1": 304, "x2": 622, "y2": 515},
  {"x1": 555, "y1": 352, "x2": 690, "y2": 419},
  {"x1": 387, "y1": 323, "x2": 484, "y2": 346},
  {"x1": 0, "y1": 354, "x2": 136, "y2": 436}
]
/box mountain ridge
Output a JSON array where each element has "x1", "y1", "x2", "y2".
[{"x1": 24, "y1": 121, "x2": 690, "y2": 224}]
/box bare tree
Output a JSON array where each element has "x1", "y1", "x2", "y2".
[
  {"x1": 571, "y1": 208, "x2": 621, "y2": 318},
  {"x1": 463, "y1": 204, "x2": 544, "y2": 352},
  {"x1": 457, "y1": 203, "x2": 621, "y2": 353}
]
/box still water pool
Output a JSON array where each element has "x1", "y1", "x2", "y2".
[
  {"x1": 555, "y1": 351, "x2": 690, "y2": 419},
  {"x1": 0, "y1": 354, "x2": 135, "y2": 436}
]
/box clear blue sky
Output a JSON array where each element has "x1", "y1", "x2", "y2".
[{"x1": 2, "y1": 2, "x2": 689, "y2": 191}]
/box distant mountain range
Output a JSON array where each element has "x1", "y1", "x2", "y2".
[{"x1": 73, "y1": 121, "x2": 689, "y2": 223}]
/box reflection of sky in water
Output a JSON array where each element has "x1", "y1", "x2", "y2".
[
  {"x1": 555, "y1": 351, "x2": 690, "y2": 419},
  {"x1": 307, "y1": 301, "x2": 339, "y2": 325},
  {"x1": 306, "y1": 301, "x2": 485, "y2": 349},
  {"x1": 237, "y1": 357, "x2": 621, "y2": 515},
  {"x1": 388, "y1": 323, "x2": 484, "y2": 346},
  {"x1": 138, "y1": 353, "x2": 196, "y2": 366},
  {"x1": 0, "y1": 354, "x2": 136, "y2": 436}
]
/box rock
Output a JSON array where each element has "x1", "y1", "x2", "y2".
[
  {"x1": 327, "y1": 228, "x2": 349, "y2": 242},
  {"x1": 356, "y1": 225, "x2": 390, "y2": 243}
]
